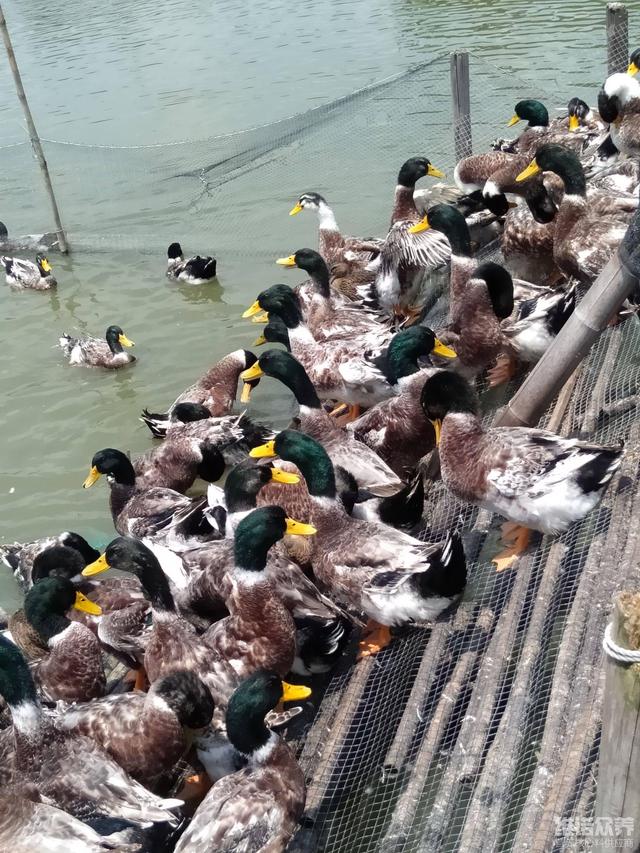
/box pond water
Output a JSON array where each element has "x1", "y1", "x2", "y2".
[{"x1": 0, "y1": 0, "x2": 636, "y2": 609}]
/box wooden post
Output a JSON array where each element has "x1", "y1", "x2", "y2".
[
  {"x1": 0, "y1": 4, "x2": 68, "y2": 253},
  {"x1": 607, "y1": 3, "x2": 629, "y2": 75},
  {"x1": 594, "y1": 592, "x2": 640, "y2": 851},
  {"x1": 496, "y1": 252, "x2": 638, "y2": 427},
  {"x1": 450, "y1": 51, "x2": 472, "y2": 162}
]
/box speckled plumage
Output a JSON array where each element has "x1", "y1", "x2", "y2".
[
  {"x1": 174, "y1": 739, "x2": 305, "y2": 853},
  {"x1": 141, "y1": 348, "x2": 257, "y2": 435},
  {"x1": 349, "y1": 370, "x2": 437, "y2": 478}
]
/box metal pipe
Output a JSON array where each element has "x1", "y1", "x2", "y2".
[{"x1": 0, "y1": 4, "x2": 68, "y2": 253}]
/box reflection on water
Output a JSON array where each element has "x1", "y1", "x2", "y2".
[{"x1": 0, "y1": 0, "x2": 637, "y2": 608}]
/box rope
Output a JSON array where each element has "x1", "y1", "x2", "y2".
[{"x1": 602, "y1": 621, "x2": 640, "y2": 663}]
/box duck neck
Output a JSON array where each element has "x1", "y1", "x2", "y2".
[
  {"x1": 28, "y1": 608, "x2": 70, "y2": 645},
  {"x1": 385, "y1": 344, "x2": 420, "y2": 384},
  {"x1": 308, "y1": 262, "x2": 331, "y2": 300},
  {"x1": 138, "y1": 561, "x2": 177, "y2": 615},
  {"x1": 280, "y1": 366, "x2": 322, "y2": 410},
  {"x1": 390, "y1": 184, "x2": 418, "y2": 225},
  {"x1": 317, "y1": 201, "x2": 339, "y2": 233}
]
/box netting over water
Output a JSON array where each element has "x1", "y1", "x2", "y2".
[
  {"x1": 5, "y1": 50, "x2": 640, "y2": 852},
  {"x1": 4, "y1": 52, "x2": 562, "y2": 255}
]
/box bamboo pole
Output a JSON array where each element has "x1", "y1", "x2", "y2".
[
  {"x1": 0, "y1": 4, "x2": 68, "y2": 253},
  {"x1": 607, "y1": 3, "x2": 629, "y2": 75},
  {"x1": 595, "y1": 592, "x2": 640, "y2": 852},
  {"x1": 450, "y1": 51, "x2": 472, "y2": 162},
  {"x1": 496, "y1": 254, "x2": 638, "y2": 428}
]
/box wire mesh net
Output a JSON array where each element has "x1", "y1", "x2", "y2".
[
  {"x1": 289, "y1": 264, "x2": 640, "y2": 853},
  {"x1": 2, "y1": 53, "x2": 563, "y2": 256},
  {"x1": 4, "y1": 49, "x2": 639, "y2": 853}
]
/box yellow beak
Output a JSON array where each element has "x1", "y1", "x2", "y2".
[
  {"x1": 432, "y1": 339, "x2": 457, "y2": 359},
  {"x1": 40, "y1": 258, "x2": 52, "y2": 273},
  {"x1": 73, "y1": 591, "x2": 102, "y2": 615},
  {"x1": 276, "y1": 255, "x2": 297, "y2": 267},
  {"x1": 240, "y1": 382, "x2": 253, "y2": 404},
  {"x1": 289, "y1": 203, "x2": 303, "y2": 216},
  {"x1": 242, "y1": 300, "x2": 263, "y2": 319},
  {"x1": 253, "y1": 333, "x2": 267, "y2": 346},
  {"x1": 507, "y1": 114, "x2": 521, "y2": 127},
  {"x1": 252, "y1": 312, "x2": 269, "y2": 324},
  {"x1": 427, "y1": 164, "x2": 445, "y2": 178},
  {"x1": 430, "y1": 418, "x2": 442, "y2": 446},
  {"x1": 83, "y1": 466, "x2": 101, "y2": 489},
  {"x1": 285, "y1": 518, "x2": 317, "y2": 535},
  {"x1": 568, "y1": 114, "x2": 580, "y2": 132},
  {"x1": 118, "y1": 333, "x2": 135, "y2": 347},
  {"x1": 628, "y1": 61, "x2": 639, "y2": 76},
  {"x1": 250, "y1": 440, "x2": 276, "y2": 458},
  {"x1": 409, "y1": 215, "x2": 430, "y2": 234},
  {"x1": 281, "y1": 680, "x2": 312, "y2": 702},
  {"x1": 515, "y1": 159, "x2": 541, "y2": 182},
  {"x1": 271, "y1": 468, "x2": 300, "y2": 484},
  {"x1": 82, "y1": 552, "x2": 110, "y2": 577},
  {"x1": 240, "y1": 363, "x2": 264, "y2": 382}
]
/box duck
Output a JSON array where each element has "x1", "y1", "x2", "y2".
[
  {"x1": 409, "y1": 202, "x2": 476, "y2": 328},
  {"x1": 0, "y1": 530, "x2": 100, "y2": 591},
  {"x1": 15, "y1": 544, "x2": 150, "y2": 673},
  {"x1": 420, "y1": 371, "x2": 623, "y2": 571},
  {"x1": 166, "y1": 242, "x2": 217, "y2": 283},
  {"x1": 250, "y1": 430, "x2": 467, "y2": 656},
  {"x1": 240, "y1": 348, "x2": 405, "y2": 494},
  {"x1": 435, "y1": 260, "x2": 515, "y2": 382},
  {"x1": 14, "y1": 577, "x2": 105, "y2": 702},
  {"x1": 59, "y1": 325, "x2": 136, "y2": 369},
  {"x1": 348, "y1": 352, "x2": 439, "y2": 478},
  {"x1": 253, "y1": 313, "x2": 291, "y2": 350},
  {"x1": 628, "y1": 48, "x2": 640, "y2": 76},
  {"x1": 160, "y1": 461, "x2": 352, "y2": 675},
  {"x1": 133, "y1": 435, "x2": 226, "y2": 492},
  {"x1": 140, "y1": 348, "x2": 260, "y2": 436},
  {"x1": 597, "y1": 73, "x2": 640, "y2": 158},
  {"x1": 241, "y1": 286, "x2": 456, "y2": 419},
  {"x1": 0, "y1": 789, "x2": 141, "y2": 852},
  {"x1": 84, "y1": 509, "x2": 316, "y2": 707},
  {"x1": 173, "y1": 670, "x2": 308, "y2": 853},
  {"x1": 83, "y1": 448, "x2": 218, "y2": 547},
  {"x1": 289, "y1": 192, "x2": 383, "y2": 267},
  {"x1": 56, "y1": 670, "x2": 214, "y2": 788},
  {"x1": 515, "y1": 143, "x2": 636, "y2": 283},
  {"x1": 274, "y1": 248, "x2": 393, "y2": 346},
  {"x1": 501, "y1": 279, "x2": 578, "y2": 365},
  {"x1": 1, "y1": 253, "x2": 56, "y2": 289},
  {"x1": 0, "y1": 634, "x2": 183, "y2": 826}
]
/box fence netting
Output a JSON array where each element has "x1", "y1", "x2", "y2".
[{"x1": 5, "y1": 52, "x2": 640, "y2": 853}]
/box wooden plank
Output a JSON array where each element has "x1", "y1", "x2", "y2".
[
  {"x1": 450, "y1": 51, "x2": 472, "y2": 162},
  {"x1": 595, "y1": 591, "x2": 640, "y2": 852}
]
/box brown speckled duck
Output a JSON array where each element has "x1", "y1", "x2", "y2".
[
  {"x1": 140, "y1": 348, "x2": 261, "y2": 436},
  {"x1": 250, "y1": 431, "x2": 467, "y2": 657},
  {"x1": 598, "y1": 73, "x2": 640, "y2": 158},
  {"x1": 173, "y1": 670, "x2": 308, "y2": 853},
  {"x1": 420, "y1": 371, "x2": 623, "y2": 571},
  {"x1": 56, "y1": 670, "x2": 214, "y2": 788},
  {"x1": 0, "y1": 635, "x2": 183, "y2": 828},
  {"x1": 15, "y1": 577, "x2": 105, "y2": 703},
  {"x1": 82, "y1": 448, "x2": 218, "y2": 547},
  {"x1": 288, "y1": 191, "x2": 382, "y2": 267},
  {"x1": 516, "y1": 144, "x2": 636, "y2": 283}
]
